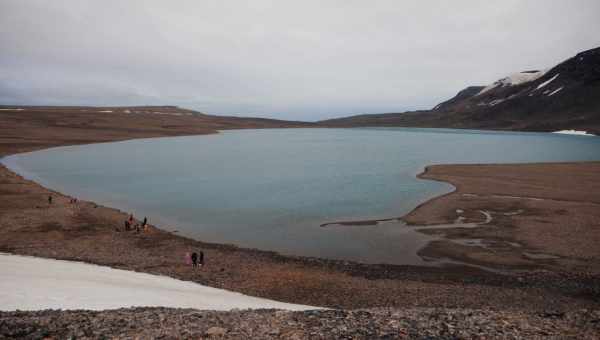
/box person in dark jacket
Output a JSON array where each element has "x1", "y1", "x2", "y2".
[
  {"x1": 199, "y1": 251, "x2": 204, "y2": 267},
  {"x1": 191, "y1": 252, "x2": 198, "y2": 268},
  {"x1": 48, "y1": 195, "x2": 53, "y2": 204}
]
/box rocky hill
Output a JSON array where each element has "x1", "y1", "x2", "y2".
[{"x1": 320, "y1": 47, "x2": 600, "y2": 134}]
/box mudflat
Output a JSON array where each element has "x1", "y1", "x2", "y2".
[
  {"x1": 406, "y1": 163, "x2": 600, "y2": 274},
  {"x1": 1, "y1": 108, "x2": 599, "y2": 311}
]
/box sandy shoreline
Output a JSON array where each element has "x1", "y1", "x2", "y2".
[{"x1": 1, "y1": 108, "x2": 600, "y2": 311}]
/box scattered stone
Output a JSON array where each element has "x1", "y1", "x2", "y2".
[
  {"x1": 205, "y1": 326, "x2": 227, "y2": 337},
  {"x1": 2, "y1": 307, "x2": 599, "y2": 339}
]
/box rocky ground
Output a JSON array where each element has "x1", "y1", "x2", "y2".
[{"x1": 2, "y1": 307, "x2": 599, "y2": 339}]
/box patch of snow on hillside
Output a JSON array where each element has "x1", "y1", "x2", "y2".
[
  {"x1": 553, "y1": 130, "x2": 595, "y2": 136},
  {"x1": 0, "y1": 108, "x2": 24, "y2": 111},
  {"x1": 0, "y1": 254, "x2": 318, "y2": 311},
  {"x1": 99, "y1": 110, "x2": 113, "y2": 113},
  {"x1": 477, "y1": 69, "x2": 548, "y2": 96},
  {"x1": 536, "y1": 73, "x2": 559, "y2": 90},
  {"x1": 489, "y1": 99, "x2": 505, "y2": 106},
  {"x1": 547, "y1": 87, "x2": 563, "y2": 96},
  {"x1": 153, "y1": 112, "x2": 190, "y2": 116}
]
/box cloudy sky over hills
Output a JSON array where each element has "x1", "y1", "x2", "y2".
[{"x1": 1, "y1": 1, "x2": 599, "y2": 120}]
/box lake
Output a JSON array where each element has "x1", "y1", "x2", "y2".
[{"x1": 4, "y1": 128, "x2": 600, "y2": 265}]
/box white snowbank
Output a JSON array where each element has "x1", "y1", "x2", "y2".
[
  {"x1": 0, "y1": 108, "x2": 24, "y2": 111},
  {"x1": 477, "y1": 70, "x2": 548, "y2": 96},
  {"x1": 552, "y1": 130, "x2": 595, "y2": 136},
  {"x1": 98, "y1": 110, "x2": 113, "y2": 113},
  {"x1": 0, "y1": 254, "x2": 318, "y2": 311},
  {"x1": 536, "y1": 73, "x2": 559, "y2": 90}
]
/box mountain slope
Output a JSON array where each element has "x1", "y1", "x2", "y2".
[{"x1": 320, "y1": 47, "x2": 600, "y2": 134}]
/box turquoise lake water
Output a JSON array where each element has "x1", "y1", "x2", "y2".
[{"x1": 4, "y1": 128, "x2": 600, "y2": 265}]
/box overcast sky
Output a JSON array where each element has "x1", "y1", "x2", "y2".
[{"x1": 1, "y1": 1, "x2": 599, "y2": 121}]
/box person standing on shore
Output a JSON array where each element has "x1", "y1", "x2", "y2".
[{"x1": 191, "y1": 252, "x2": 198, "y2": 268}]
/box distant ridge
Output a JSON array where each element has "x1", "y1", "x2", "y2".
[
  {"x1": 319, "y1": 46, "x2": 600, "y2": 134},
  {"x1": 0, "y1": 105, "x2": 314, "y2": 126}
]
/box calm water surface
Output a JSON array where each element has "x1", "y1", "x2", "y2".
[{"x1": 4, "y1": 128, "x2": 600, "y2": 265}]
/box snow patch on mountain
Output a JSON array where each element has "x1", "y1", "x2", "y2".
[
  {"x1": 488, "y1": 99, "x2": 505, "y2": 106},
  {"x1": 547, "y1": 87, "x2": 564, "y2": 96},
  {"x1": 536, "y1": 73, "x2": 560, "y2": 90},
  {"x1": 477, "y1": 70, "x2": 548, "y2": 96}
]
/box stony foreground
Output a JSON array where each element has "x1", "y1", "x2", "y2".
[{"x1": 1, "y1": 307, "x2": 599, "y2": 339}]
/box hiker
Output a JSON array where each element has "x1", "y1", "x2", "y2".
[
  {"x1": 124, "y1": 220, "x2": 131, "y2": 231},
  {"x1": 48, "y1": 195, "x2": 52, "y2": 204},
  {"x1": 191, "y1": 252, "x2": 198, "y2": 267},
  {"x1": 199, "y1": 251, "x2": 204, "y2": 267},
  {"x1": 128, "y1": 213, "x2": 134, "y2": 223},
  {"x1": 142, "y1": 217, "x2": 147, "y2": 226}
]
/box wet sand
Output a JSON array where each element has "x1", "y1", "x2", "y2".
[{"x1": 1, "y1": 108, "x2": 599, "y2": 310}]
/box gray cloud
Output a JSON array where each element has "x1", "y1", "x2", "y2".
[{"x1": 1, "y1": 0, "x2": 599, "y2": 120}]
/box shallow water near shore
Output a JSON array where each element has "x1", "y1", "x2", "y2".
[{"x1": 4, "y1": 128, "x2": 600, "y2": 265}]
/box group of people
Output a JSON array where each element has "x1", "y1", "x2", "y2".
[
  {"x1": 47, "y1": 194, "x2": 207, "y2": 268},
  {"x1": 124, "y1": 214, "x2": 149, "y2": 233},
  {"x1": 48, "y1": 194, "x2": 78, "y2": 205},
  {"x1": 186, "y1": 251, "x2": 205, "y2": 268}
]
